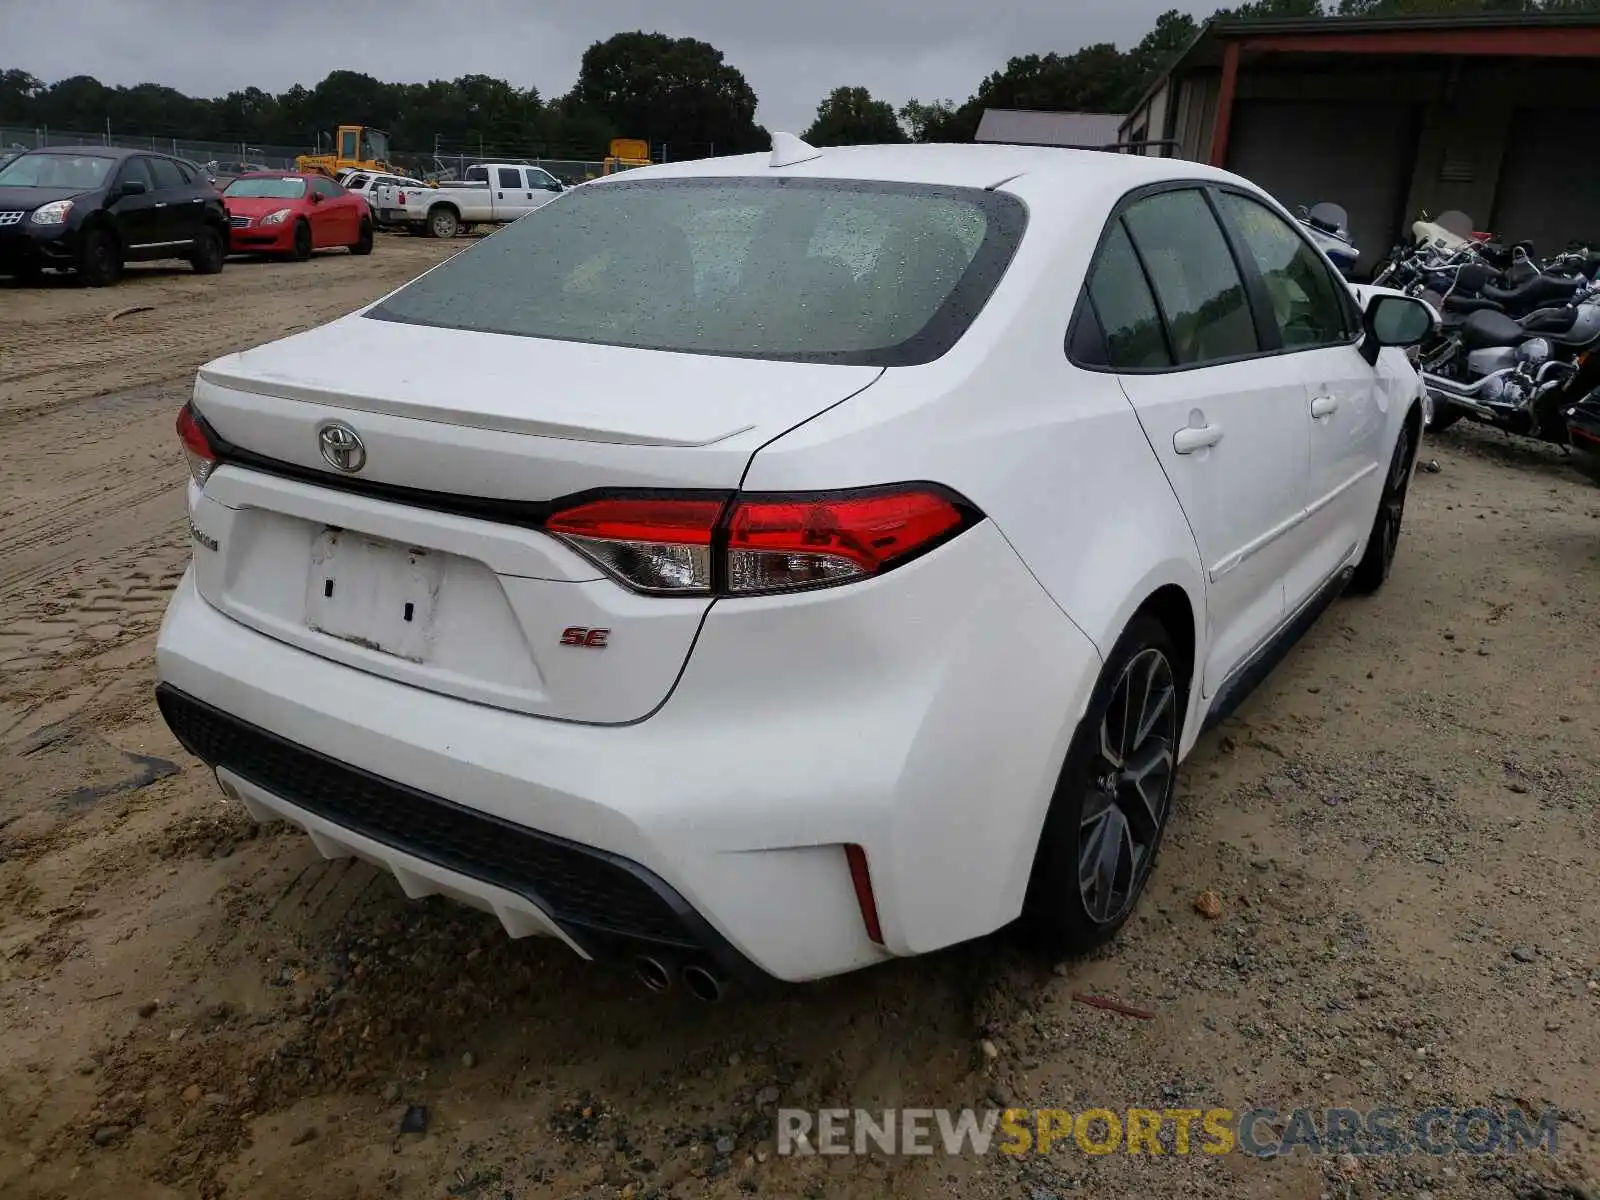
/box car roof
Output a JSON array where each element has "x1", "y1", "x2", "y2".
[
  {"x1": 235, "y1": 171, "x2": 306, "y2": 179},
  {"x1": 601, "y1": 141, "x2": 1241, "y2": 194}
]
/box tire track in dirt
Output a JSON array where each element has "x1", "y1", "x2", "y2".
[
  {"x1": 4, "y1": 236, "x2": 1598, "y2": 1200},
  {"x1": 0, "y1": 237, "x2": 462, "y2": 684}
]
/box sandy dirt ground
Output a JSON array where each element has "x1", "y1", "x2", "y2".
[{"x1": 1, "y1": 241, "x2": 1598, "y2": 1200}]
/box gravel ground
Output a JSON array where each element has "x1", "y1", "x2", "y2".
[{"x1": 1, "y1": 246, "x2": 1597, "y2": 1199}]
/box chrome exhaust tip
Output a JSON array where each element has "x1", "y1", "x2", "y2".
[
  {"x1": 682, "y1": 964, "x2": 724, "y2": 1002},
  {"x1": 634, "y1": 956, "x2": 672, "y2": 993}
]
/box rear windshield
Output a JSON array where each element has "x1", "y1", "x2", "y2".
[
  {"x1": 225, "y1": 176, "x2": 306, "y2": 199},
  {"x1": 366, "y1": 177, "x2": 1028, "y2": 366},
  {"x1": 0, "y1": 153, "x2": 116, "y2": 189}
]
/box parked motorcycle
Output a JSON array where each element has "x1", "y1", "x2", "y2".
[
  {"x1": 1298, "y1": 202, "x2": 1360, "y2": 279},
  {"x1": 1420, "y1": 286, "x2": 1600, "y2": 445}
]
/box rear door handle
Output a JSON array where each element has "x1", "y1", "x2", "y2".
[
  {"x1": 1311, "y1": 394, "x2": 1339, "y2": 418},
  {"x1": 1173, "y1": 423, "x2": 1224, "y2": 454}
]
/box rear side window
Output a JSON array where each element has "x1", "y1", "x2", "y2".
[
  {"x1": 147, "y1": 157, "x2": 187, "y2": 191},
  {"x1": 1216, "y1": 191, "x2": 1353, "y2": 347},
  {"x1": 1121, "y1": 189, "x2": 1258, "y2": 366},
  {"x1": 1083, "y1": 221, "x2": 1171, "y2": 369},
  {"x1": 367, "y1": 177, "x2": 1028, "y2": 367},
  {"x1": 117, "y1": 157, "x2": 155, "y2": 190},
  {"x1": 498, "y1": 167, "x2": 521, "y2": 189}
]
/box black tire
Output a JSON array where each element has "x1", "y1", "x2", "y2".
[
  {"x1": 1348, "y1": 415, "x2": 1418, "y2": 596},
  {"x1": 76, "y1": 226, "x2": 122, "y2": 287},
  {"x1": 1024, "y1": 614, "x2": 1185, "y2": 957},
  {"x1": 1572, "y1": 445, "x2": 1600, "y2": 487},
  {"x1": 289, "y1": 220, "x2": 312, "y2": 262},
  {"x1": 1427, "y1": 403, "x2": 1464, "y2": 433},
  {"x1": 426, "y1": 206, "x2": 459, "y2": 239},
  {"x1": 190, "y1": 225, "x2": 226, "y2": 274},
  {"x1": 350, "y1": 221, "x2": 374, "y2": 255}
]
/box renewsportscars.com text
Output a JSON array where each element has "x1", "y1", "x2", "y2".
[{"x1": 776, "y1": 1106, "x2": 1561, "y2": 1158}]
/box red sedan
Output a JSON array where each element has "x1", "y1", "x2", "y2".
[{"x1": 222, "y1": 172, "x2": 374, "y2": 260}]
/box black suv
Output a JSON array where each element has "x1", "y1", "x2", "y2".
[{"x1": 0, "y1": 146, "x2": 230, "y2": 286}]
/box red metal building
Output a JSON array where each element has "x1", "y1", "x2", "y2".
[{"x1": 1119, "y1": 12, "x2": 1600, "y2": 273}]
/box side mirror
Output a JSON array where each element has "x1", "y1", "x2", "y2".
[
  {"x1": 118, "y1": 180, "x2": 148, "y2": 198},
  {"x1": 1360, "y1": 292, "x2": 1436, "y2": 365},
  {"x1": 310, "y1": 190, "x2": 324, "y2": 204}
]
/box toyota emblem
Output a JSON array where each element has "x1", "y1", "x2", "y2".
[{"x1": 317, "y1": 421, "x2": 367, "y2": 473}]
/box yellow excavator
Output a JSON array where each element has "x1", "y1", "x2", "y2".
[
  {"x1": 295, "y1": 125, "x2": 394, "y2": 179},
  {"x1": 599, "y1": 138, "x2": 651, "y2": 177}
]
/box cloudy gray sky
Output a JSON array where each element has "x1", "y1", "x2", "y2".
[{"x1": 11, "y1": 0, "x2": 1207, "y2": 132}]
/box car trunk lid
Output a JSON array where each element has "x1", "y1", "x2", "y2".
[{"x1": 186, "y1": 314, "x2": 882, "y2": 724}]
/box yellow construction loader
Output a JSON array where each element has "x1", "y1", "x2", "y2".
[{"x1": 295, "y1": 125, "x2": 394, "y2": 179}]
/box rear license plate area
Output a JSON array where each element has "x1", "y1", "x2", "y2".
[{"x1": 305, "y1": 528, "x2": 443, "y2": 662}]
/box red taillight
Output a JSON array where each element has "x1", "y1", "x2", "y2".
[
  {"x1": 541, "y1": 486, "x2": 974, "y2": 597},
  {"x1": 844, "y1": 844, "x2": 884, "y2": 945},
  {"x1": 545, "y1": 496, "x2": 724, "y2": 594},
  {"x1": 726, "y1": 490, "x2": 965, "y2": 594},
  {"x1": 176, "y1": 403, "x2": 218, "y2": 486}
]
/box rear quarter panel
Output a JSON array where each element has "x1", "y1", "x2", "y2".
[{"x1": 741, "y1": 169, "x2": 1208, "y2": 755}]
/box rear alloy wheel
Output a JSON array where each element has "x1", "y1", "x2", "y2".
[
  {"x1": 1348, "y1": 418, "x2": 1416, "y2": 595},
  {"x1": 289, "y1": 220, "x2": 313, "y2": 262},
  {"x1": 1025, "y1": 615, "x2": 1182, "y2": 956},
  {"x1": 77, "y1": 227, "x2": 122, "y2": 287},
  {"x1": 190, "y1": 226, "x2": 226, "y2": 274},
  {"x1": 427, "y1": 207, "x2": 459, "y2": 239},
  {"x1": 350, "y1": 221, "x2": 374, "y2": 255}
]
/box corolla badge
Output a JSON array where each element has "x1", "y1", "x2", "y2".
[{"x1": 317, "y1": 421, "x2": 367, "y2": 473}]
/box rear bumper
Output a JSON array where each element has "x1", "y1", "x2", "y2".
[
  {"x1": 156, "y1": 683, "x2": 758, "y2": 980},
  {"x1": 154, "y1": 520, "x2": 1102, "y2": 981}
]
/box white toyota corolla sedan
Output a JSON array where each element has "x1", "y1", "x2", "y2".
[{"x1": 156, "y1": 135, "x2": 1435, "y2": 996}]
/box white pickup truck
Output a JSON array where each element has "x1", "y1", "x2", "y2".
[
  {"x1": 371, "y1": 163, "x2": 567, "y2": 238},
  {"x1": 339, "y1": 170, "x2": 429, "y2": 228}
]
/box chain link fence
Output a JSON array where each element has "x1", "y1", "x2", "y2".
[{"x1": 0, "y1": 125, "x2": 309, "y2": 168}]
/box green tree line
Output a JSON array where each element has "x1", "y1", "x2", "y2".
[
  {"x1": 0, "y1": 32, "x2": 767, "y2": 162},
  {"x1": 4, "y1": 0, "x2": 1597, "y2": 160}
]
